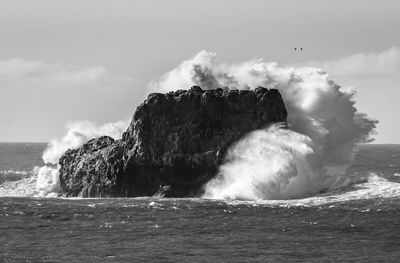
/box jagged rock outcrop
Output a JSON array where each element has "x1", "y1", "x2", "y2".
[{"x1": 58, "y1": 86, "x2": 287, "y2": 197}]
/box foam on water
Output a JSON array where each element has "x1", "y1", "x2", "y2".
[
  {"x1": 149, "y1": 174, "x2": 400, "y2": 208},
  {"x1": 0, "y1": 166, "x2": 58, "y2": 197},
  {"x1": 0, "y1": 170, "x2": 31, "y2": 185},
  {"x1": 62, "y1": 173, "x2": 400, "y2": 210},
  {"x1": 0, "y1": 168, "x2": 38, "y2": 197},
  {"x1": 0, "y1": 169, "x2": 30, "y2": 176},
  {"x1": 251, "y1": 173, "x2": 400, "y2": 207}
]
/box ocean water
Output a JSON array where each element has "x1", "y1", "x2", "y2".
[{"x1": 1, "y1": 143, "x2": 400, "y2": 262}]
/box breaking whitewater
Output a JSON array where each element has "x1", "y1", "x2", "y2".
[
  {"x1": 0, "y1": 51, "x2": 387, "y2": 201},
  {"x1": 1, "y1": 52, "x2": 399, "y2": 261}
]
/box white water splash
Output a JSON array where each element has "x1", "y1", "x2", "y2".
[
  {"x1": 152, "y1": 51, "x2": 378, "y2": 200},
  {"x1": 222, "y1": 173, "x2": 400, "y2": 207},
  {"x1": 0, "y1": 120, "x2": 129, "y2": 197},
  {"x1": 43, "y1": 120, "x2": 129, "y2": 164},
  {"x1": 203, "y1": 124, "x2": 360, "y2": 200},
  {"x1": 36, "y1": 166, "x2": 61, "y2": 197},
  {"x1": 36, "y1": 120, "x2": 129, "y2": 197}
]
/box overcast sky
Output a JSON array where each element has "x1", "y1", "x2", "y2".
[{"x1": 0, "y1": 0, "x2": 399, "y2": 143}]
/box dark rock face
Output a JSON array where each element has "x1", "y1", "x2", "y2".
[{"x1": 58, "y1": 86, "x2": 287, "y2": 197}]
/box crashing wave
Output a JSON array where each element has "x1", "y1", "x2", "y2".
[{"x1": 151, "y1": 51, "x2": 377, "y2": 200}]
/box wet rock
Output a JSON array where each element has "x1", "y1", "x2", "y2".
[{"x1": 58, "y1": 86, "x2": 287, "y2": 197}]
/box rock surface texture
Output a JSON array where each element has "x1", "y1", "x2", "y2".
[{"x1": 58, "y1": 86, "x2": 288, "y2": 197}]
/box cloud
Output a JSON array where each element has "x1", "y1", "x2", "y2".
[
  {"x1": 0, "y1": 58, "x2": 50, "y2": 77},
  {"x1": 305, "y1": 47, "x2": 400, "y2": 78},
  {"x1": 0, "y1": 57, "x2": 136, "y2": 89},
  {"x1": 0, "y1": 57, "x2": 144, "y2": 142}
]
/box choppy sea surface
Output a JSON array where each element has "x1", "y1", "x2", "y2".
[{"x1": 1, "y1": 143, "x2": 400, "y2": 262}]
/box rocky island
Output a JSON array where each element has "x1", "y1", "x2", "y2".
[{"x1": 58, "y1": 86, "x2": 287, "y2": 197}]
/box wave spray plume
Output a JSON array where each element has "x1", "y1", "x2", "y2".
[
  {"x1": 0, "y1": 120, "x2": 129, "y2": 197},
  {"x1": 152, "y1": 51, "x2": 378, "y2": 200}
]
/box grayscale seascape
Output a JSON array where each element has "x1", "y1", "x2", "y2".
[{"x1": 1, "y1": 1, "x2": 399, "y2": 262}]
